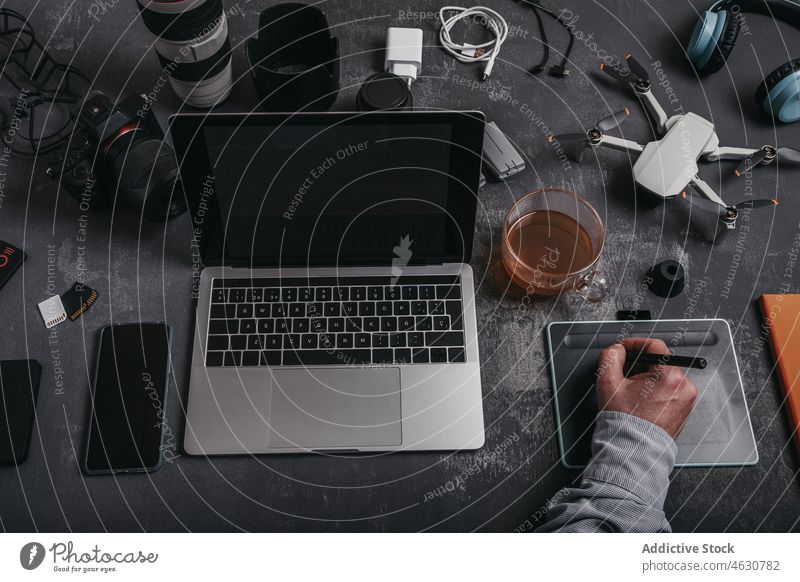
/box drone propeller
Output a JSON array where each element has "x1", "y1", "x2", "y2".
[
  {"x1": 549, "y1": 132, "x2": 590, "y2": 144},
  {"x1": 597, "y1": 107, "x2": 630, "y2": 131},
  {"x1": 681, "y1": 190, "x2": 778, "y2": 218},
  {"x1": 735, "y1": 145, "x2": 800, "y2": 176},
  {"x1": 549, "y1": 108, "x2": 630, "y2": 162},
  {"x1": 599, "y1": 62, "x2": 630, "y2": 83},
  {"x1": 624, "y1": 53, "x2": 650, "y2": 84}
]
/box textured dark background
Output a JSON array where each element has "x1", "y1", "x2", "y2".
[{"x1": 1, "y1": 0, "x2": 799, "y2": 532}]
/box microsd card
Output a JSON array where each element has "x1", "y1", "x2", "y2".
[{"x1": 60, "y1": 282, "x2": 98, "y2": 321}]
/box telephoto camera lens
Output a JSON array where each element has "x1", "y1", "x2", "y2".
[{"x1": 136, "y1": 0, "x2": 233, "y2": 108}]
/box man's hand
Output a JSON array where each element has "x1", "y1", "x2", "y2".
[{"x1": 596, "y1": 338, "x2": 698, "y2": 440}]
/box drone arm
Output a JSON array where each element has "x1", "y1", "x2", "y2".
[
  {"x1": 598, "y1": 134, "x2": 645, "y2": 154},
  {"x1": 634, "y1": 87, "x2": 669, "y2": 134},
  {"x1": 689, "y1": 176, "x2": 728, "y2": 208},
  {"x1": 704, "y1": 146, "x2": 760, "y2": 162}
]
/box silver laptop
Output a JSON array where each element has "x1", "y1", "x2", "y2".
[{"x1": 170, "y1": 111, "x2": 486, "y2": 454}]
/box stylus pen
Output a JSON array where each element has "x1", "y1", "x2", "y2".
[{"x1": 625, "y1": 352, "x2": 707, "y2": 370}]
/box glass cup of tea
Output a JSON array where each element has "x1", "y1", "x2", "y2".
[{"x1": 502, "y1": 188, "x2": 608, "y2": 302}]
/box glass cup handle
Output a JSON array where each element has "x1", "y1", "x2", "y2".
[{"x1": 574, "y1": 270, "x2": 608, "y2": 303}]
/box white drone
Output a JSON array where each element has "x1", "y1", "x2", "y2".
[{"x1": 552, "y1": 53, "x2": 800, "y2": 229}]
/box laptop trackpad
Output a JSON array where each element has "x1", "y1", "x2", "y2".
[{"x1": 268, "y1": 367, "x2": 402, "y2": 449}]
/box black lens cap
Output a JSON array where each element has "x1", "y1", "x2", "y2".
[
  {"x1": 646, "y1": 259, "x2": 685, "y2": 298},
  {"x1": 356, "y1": 73, "x2": 413, "y2": 111}
]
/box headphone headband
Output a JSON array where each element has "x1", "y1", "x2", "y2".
[{"x1": 714, "y1": 0, "x2": 800, "y2": 26}]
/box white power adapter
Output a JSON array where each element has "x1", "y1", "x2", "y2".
[{"x1": 385, "y1": 27, "x2": 423, "y2": 86}]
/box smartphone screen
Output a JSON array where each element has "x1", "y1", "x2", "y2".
[{"x1": 85, "y1": 323, "x2": 172, "y2": 474}]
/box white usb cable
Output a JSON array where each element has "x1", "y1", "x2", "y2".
[{"x1": 438, "y1": 5, "x2": 508, "y2": 80}]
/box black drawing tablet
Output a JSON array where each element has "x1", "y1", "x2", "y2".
[
  {"x1": 0, "y1": 359, "x2": 42, "y2": 465},
  {"x1": 545, "y1": 319, "x2": 758, "y2": 468}
]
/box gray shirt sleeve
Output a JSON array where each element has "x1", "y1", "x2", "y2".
[{"x1": 536, "y1": 410, "x2": 678, "y2": 533}]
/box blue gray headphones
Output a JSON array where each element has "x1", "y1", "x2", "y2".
[{"x1": 687, "y1": 0, "x2": 800, "y2": 123}]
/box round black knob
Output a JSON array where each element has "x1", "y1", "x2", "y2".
[{"x1": 646, "y1": 259, "x2": 685, "y2": 298}]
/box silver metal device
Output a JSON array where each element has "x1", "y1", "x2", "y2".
[{"x1": 184, "y1": 265, "x2": 485, "y2": 455}]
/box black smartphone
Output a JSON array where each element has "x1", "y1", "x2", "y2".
[{"x1": 84, "y1": 322, "x2": 172, "y2": 475}]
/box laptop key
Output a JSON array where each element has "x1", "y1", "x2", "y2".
[
  {"x1": 385, "y1": 286, "x2": 401, "y2": 300},
  {"x1": 231, "y1": 335, "x2": 247, "y2": 350},
  {"x1": 419, "y1": 285, "x2": 436, "y2": 300},
  {"x1": 337, "y1": 333, "x2": 354, "y2": 348},
  {"x1": 209, "y1": 319, "x2": 237, "y2": 334},
  {"x1": 229, "y1": 289, "x2": 246, "y2": 303},
  {"x1": 242, "y1": 350, "x2": 260, "y2": 366},
  {"x1": 393, "y1": 301, "x2": 410, "y2": 315},
  {"x1": 398, "y1": 316, "x2": 415, "y2": 331},
  {"x1": 355, "y1": 333, "x2": 371, "y2": 348},
  {"x1": 376, "y1": 302, "x2": 392, "y2": 316},
  {"x1": 407, "y1": 332, "x2": 424, "y2": 347},
  {"x1": 301, "y1": 334, "x2": 318, "y2": 349},
  {"x1": 315, "y1": 287, "x2": 332, "y2": 301},
  {"x1": 329, "y1": 318, "x2": 345, "y2": 333},
  {"x1": 264, "y1": 288, "x2": 281, "y2": 302},
  {"x1": 381, "y1": 317, "x2": 398, "y2": 332},
  {"x1": 265, "y1": 335, "x2": 282, "y2": 350},
  {"x1": 394, "y1": 348, "x2": 411, "y2": 363},
  {"x1": 289, "y1": 303, "x2": 305, "y2": 317},
  {"x1": 333, "y1": 287, "x2": 349, "y2": 301},
  {"x1": 283, "y1": 349, "x2": 370, "y2": 366},
  {"x1": 412, "y1": 348, "x2": 429, "y2": 363},
  {"x1": 345, "y1": 317, "x2": 363, "y2": 332},
  {"x1": 425, "y1": 331, "x2": 465, "y2": 347},
  {"x1": 307, "y1": 303, "x2": 324, "y2": 317},
  {"x1": 351, "y1": 287, "x2": 367, "y2": 301},
  {"x1": 343, "y1": 302, "x2": 358, "y2": 317},
  {"x1": 299, "y1": 288, "x2": 314, "y2": 302},
  {"x1": 206, "y1": 351, "x2": 224, "y2": 366},
  {"x1": 324, "y1": 302, "x2": 340, "y2": 316},
  {"x1": 211, "y1": 289, "x2": 227, "y2": 303},
  {"x1": 240, "y1": 319, "x2": 257, "y2": 333},
  {"x1": 374, "y1": 349, "x2": 394, "y2": 364},
  {"x1": 246, "y1": 335, "x2": 263, "y2": 350},
  {"x1": 282, "y1": 288, "x2": 297, "y2": 302},
  {"x1": 211, "y1": 304, "x2": 235, "y2": 318},
  {"x1": 255, "y1": 304, "x2": 270, "y2": 318},
  {"x1": 261, "y1": 351, "x2": 282, "y2": 365},
  {"x1": 368, "y1": 286, "x2": 383, "y2": 300},
  {"x1": 257, "y1": 319, "x2": 274, "y2": 333},
  {"x1": 373, "y1": 333, "x2": 389, "y2": 347},
  {"x1": 275, "y1": 319, "x2": 289, "y2": 334},
  {"x1": 390, "y1": 333, "x2": 406, "y2": 347},
  {"x1": 310, "y1": 319, "x2": 327, "y2": 332},
  {"x1": 402, "y1": 286, "x2": 418, "y2": 300},
  {"x1": 207, "y1": 335, "x2": 228, "y2": 351},
  {"x1": 410, "y1": 301, "x2": 427, "y2": 315},
  {"x1": 364, "y1": 317, "x2": 380, "y2": 332},
  {"x1": 430, "y1": 348, "x2": 448, "y2": 363},
  {"x1": 283, "y1": 334, "x2": 301, "y2": 349},
  {"x1": 271, "y1": 303, "x2": 287, "y2": 317},
  {"x1": 236, "y1": 304, "x2": 253, "y2": 318},
  {"x1": 359, "y1": 302, "x2": 376, "y2": 316},
  {"x1": 436, "y1": 285, "x2": 461, "y2": 300},
  {"x1": 434, "y1": 316, "x2": 450, "y2": 331},
  {"x1": 293, "y1": 318, "x2": 310, "y2": 333},
  {"x1": 448, "y1": 347, "x2": 466, "y2": 362},
  {"x1": 223, "y1": 351, "x2": 242, "y2": 366},
  {"x1": 415, "y1": 316, "x2": 432, "y2": 331},
  {"x1": 429, "y1": 301, "x2": 445, "y2": 315},
  {"x1": 247, "y1": 289, "x2": 263, "y2": 302}
]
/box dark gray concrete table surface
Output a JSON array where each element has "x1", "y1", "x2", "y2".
[{"x1": 1, "y1": 0, "x2": 798, "y2": 532}]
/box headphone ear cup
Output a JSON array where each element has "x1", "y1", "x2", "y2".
[
  {"x1": 702, "y1": 10, "x2": 740, "y2": 74},
  {"x1": 756, "y1": 59, "x2": 800, "y2": 123}
]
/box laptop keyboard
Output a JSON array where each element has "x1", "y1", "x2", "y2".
[{"x1": 205, "y1": 276, "x2": 467, "y2": 367}]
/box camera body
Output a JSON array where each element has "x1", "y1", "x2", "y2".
[{"x1": 47, "y1": 92, "x2": 186, "y2": 222}]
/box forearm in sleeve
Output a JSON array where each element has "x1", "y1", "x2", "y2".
[{"x1": 536, "y1": 410, "x2": 678, "y2": 533}]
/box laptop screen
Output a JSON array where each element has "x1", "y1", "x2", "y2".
[{"x1": 170, "y1": 112, "x2": 484, "y2": 267}]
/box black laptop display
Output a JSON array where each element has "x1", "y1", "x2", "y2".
[{"x1": 170, "y1": 112, "x2": 485, "y2": 267}]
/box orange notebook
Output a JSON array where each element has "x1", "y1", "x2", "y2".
[{"x1": 760, "y1": 294, "x2": 800, "y2": 456}]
